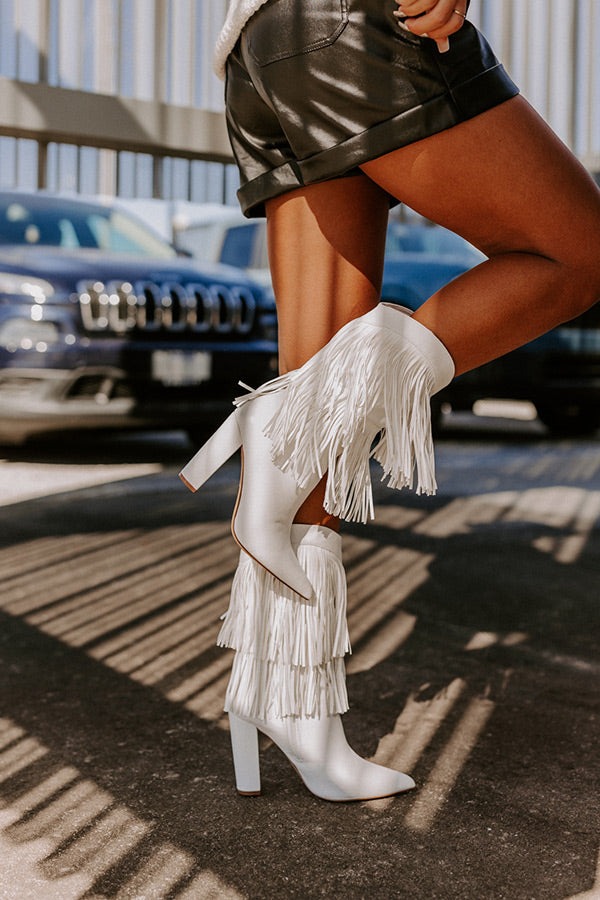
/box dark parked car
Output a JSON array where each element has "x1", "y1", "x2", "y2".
[
  {"x1": 0, "y1": 192, "x2": 278, "y2": 444},
  {"x1": 382, "y1": 221, "x2": 600, "y2": 435},
  {"x1": 178, "y1": 214, "x2": 600, "y2": 436}
]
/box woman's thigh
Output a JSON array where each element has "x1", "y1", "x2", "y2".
[{"x1": 360, "y1": 95, "x2": 600, "y2": 269}]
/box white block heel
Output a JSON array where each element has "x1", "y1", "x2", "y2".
[
  {"x1": 228, "y1": 711, "x2": 415, "y2": 802},
  {"x1": 229, "y1": 713, "x2": 261, "y2": 796},
  {"x1": 179, "y1": 411, "x2": 242, "y2": 492}
]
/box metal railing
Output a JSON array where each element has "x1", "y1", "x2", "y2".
[{"x1": 0, "y1": 0, "x2": 235, "y2": 200}]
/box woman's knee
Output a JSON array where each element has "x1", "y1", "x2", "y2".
[
  {"x1": 565, "y1": 265, "x2": 600, "y2": 318},
  {"x1": 539, "y1": 181, "x2": 600, "y2": 316},
  {"x1": 548, "y1": 252, "x2": 600, "y2": 321},
  {"x1": 554, "y1": 223, "x2": 600, "y2": 317},
  {"x1": 482, "y1": 219, "x2": 600, "y2": 320}
]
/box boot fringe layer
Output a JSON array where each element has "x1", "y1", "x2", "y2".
[
  {"x1": 235, "y1": 306, "x2": 454, "y2": 523},
  {"x1": 219, "y1": 525, "x2": 351, "y2": 720},
  {"x1": 224, "y1": 654, "x2": 349, "y2": 720},
  {"x1": 217, "y1": 541, "x2": 350, "y2": 667}
]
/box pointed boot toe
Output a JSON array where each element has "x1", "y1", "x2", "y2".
[{"x1": 230, "y1": 712, "x2": 416, "y2": 802}]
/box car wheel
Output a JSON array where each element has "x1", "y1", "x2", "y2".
[{"x1": 535, "y1": 401, "x2": 600, "y2": 437}]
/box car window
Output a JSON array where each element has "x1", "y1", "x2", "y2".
[
  {"x1": 385, "y1": 223, "x2": 481, "y2": 261},
  {"x1": 58, "y1": 217, "x2": 84, "y2": 248},
  {"x1": 85, "y1": 211, "x2": 175, "y2": 257},
  {"x1": 175, "y1": 222, "x2": 221, "y2": 261},
  {"x1": 0, "y1": 198, "x2": 176, "y2": 258},
  {"x1": 220, "y1": 224, "x2": 258, "y2": 268}
]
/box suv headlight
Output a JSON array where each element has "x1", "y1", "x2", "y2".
[
  {"x1": 0, "y1": 318, "x2": 61, "y2": 351},
  {"x1": 0, "y1": 272, "x2": 55, "y2": 300}
]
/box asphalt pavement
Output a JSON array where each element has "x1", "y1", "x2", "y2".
[{"x1": 0, "y1": 412, "x2": 599, "y2": 900}]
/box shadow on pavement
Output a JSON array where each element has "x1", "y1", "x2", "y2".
[{"x1": 0, "y1": 438, "x2": 599, "y2": 899}]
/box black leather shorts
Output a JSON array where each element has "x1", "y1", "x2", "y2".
[{"x1": 225, "y1": 0, "x2": 519, "y2": 217}]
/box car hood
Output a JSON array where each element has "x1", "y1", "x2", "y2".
[{"x1": 0, "y1": 245, "x2": 258, "y2": 290}]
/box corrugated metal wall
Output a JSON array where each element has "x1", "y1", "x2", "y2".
[
  {"x1": 0, "y1": 0, "x2": 598, "y2": 203},
  {"x1": 0, "y1": 0, "x2": 234, "y2": 200},
  {"x1": 469, "y1": 0, "x2": 600, "y2": 170}
]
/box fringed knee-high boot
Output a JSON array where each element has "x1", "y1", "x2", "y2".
[
  {"x1": 218, "y1": 523, "x2": 415, "y2": 802},
  {"x1": 181, "y1": 304, "x2": 453, "y2": 599},
  {"x1": 235, "y1": 303, "x2": 455, "y2": 523}
]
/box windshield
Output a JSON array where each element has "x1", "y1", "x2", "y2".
[
  {"x1": 0, "y1": 196, "x2": 176, "y2": 258},
  {"x1": 385, "y1": 223, "x2": 482, "y2": 261}
]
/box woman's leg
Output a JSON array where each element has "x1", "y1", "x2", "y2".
[
  {"x1": 266, "y1": 174, "x2": 390, "y2": 373},
  {"x1": 360, "y1": 95, "x2": 600, "y2": 375},
  {"x1": 266, "y1": 95, "x2": 600, "y2": 524},
  {"x1": 266, "y1": 174, "x2": 391, "y2": 526}
]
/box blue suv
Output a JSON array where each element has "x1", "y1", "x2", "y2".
[{"x1": 0, "y1": 192, "x2": 278, "y2": 444}]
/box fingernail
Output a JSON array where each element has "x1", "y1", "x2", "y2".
[
  {"x1": 437, "y1": 37, "x2": 450, "y2": 52},
  {"x1": 396, "y1": 19, "x2": 411, "y2": 31}
]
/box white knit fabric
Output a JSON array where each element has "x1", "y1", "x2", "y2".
[{"x1": 214, "y1": 0, "x2": 270, "y2": 80}]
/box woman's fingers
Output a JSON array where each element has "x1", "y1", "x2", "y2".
[
  {"x1": 395, "y1": 0, "x2": 435, "y2": 14},
  {"x1": 395, "y1": 0, "x2": 467, "y2": 44}
]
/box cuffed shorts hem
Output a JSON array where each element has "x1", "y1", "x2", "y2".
[
  {"x1": 226, "y1": 0, "x2": 519, "y2": 218},
  {"x1": 238, "y1": 63, "x2": 517, "y2": 217}
]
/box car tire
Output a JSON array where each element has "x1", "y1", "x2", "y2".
[{"x1": 535, "y1": 401, "x2": 600, "y2": 437}]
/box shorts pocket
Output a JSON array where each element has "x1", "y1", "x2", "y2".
[{"x1": 247, "y1": 0, "x2": 349, "y2": 66}]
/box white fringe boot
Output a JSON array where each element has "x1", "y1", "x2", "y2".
[
  {"x1": 235, "y1": 304, "x2": 455, "y2": 523},
  {"x1": 219, "y1": 524, "x2": 415, "y2": 801}
]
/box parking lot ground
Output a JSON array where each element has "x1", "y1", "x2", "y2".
[{"x1": 0, "y1": 413, "x2": 599, "y2": 900}]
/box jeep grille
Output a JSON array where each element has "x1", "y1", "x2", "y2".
[{"x1": 75, "y1": 280, "x2": 256, "y2": 335}]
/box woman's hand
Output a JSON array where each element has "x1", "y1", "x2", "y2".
[{"x1": 394, "y1": 0, "x2": 467, "y2": 53}]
